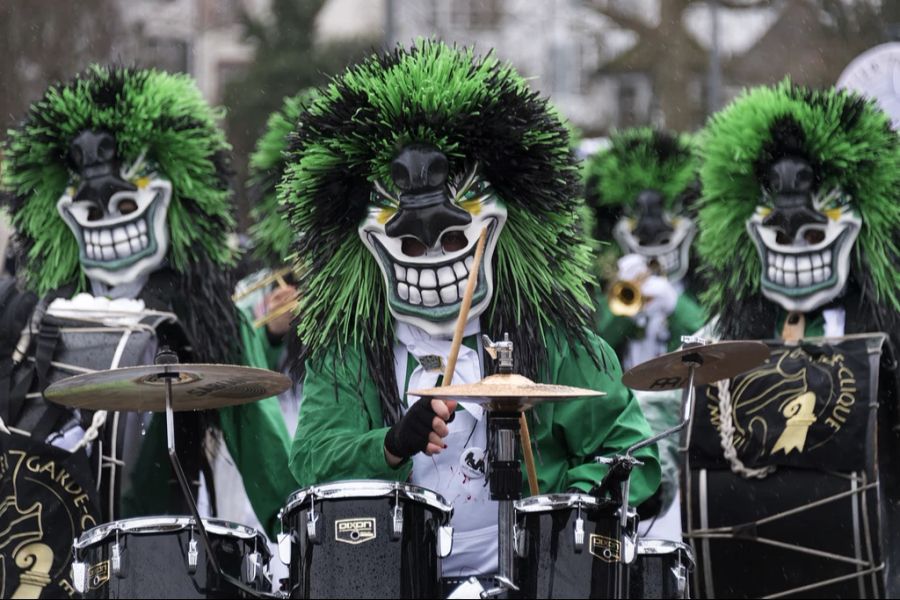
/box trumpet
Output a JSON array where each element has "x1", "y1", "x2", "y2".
[
  {"x1": 606, "y1": 259, "x2": 662, "y2": 317},
  {"x1": 608, "y1": 274, "x2": 649, "y2": 317},
  {"x1": 232, "y1": 267, "x2": 300, "y2": 329}
]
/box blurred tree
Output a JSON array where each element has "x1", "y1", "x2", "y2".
[
  {"x1": 586, "y1": 0, "x2": 889, "y2": 131},
  {"x1": 223, "y1": 0, "x2": 374, "y2": 230},
  {"x1": 0, "y1": 0, "x2": 122, "y2": 130}
]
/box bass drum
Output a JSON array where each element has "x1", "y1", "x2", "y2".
[
  {"x1": 513, "y1": 493, "x2": 629, "y2": 599},
  {"x1": 681, "y1": 334, "x2": 898, "y2": 598},
  {"x1": 280, "y1": 480, "x2": 453, "y2": 599},
  {"x1": 71, "y1": 516, "x2": 272, "y2": 598},
  {"x1": 628, "y1": 539, "x2": 694, "y2": 599}
]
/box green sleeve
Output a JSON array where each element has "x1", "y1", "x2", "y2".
[
  {"x1": 217, "y1": 310, "x2": 296, "y2": 538},
  {"x1": 593, "y1": 289, "x2": 636, "y2": 353},
  {"x1": 666, "y1": 293, "x2": 707, "y2": 351},
  {"x1": 550, "y1": 331, "x2": 661, "y2": 506},
  {"x1": 289, "y1": 346, "x2": 413, "y2": 487}
]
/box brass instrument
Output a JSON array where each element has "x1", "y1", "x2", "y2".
[
  {"x1": 607, "y1": 259, "x2": 661, "y2": 317},
  {"x1": 608, "y1": 275, "x2": 647, "y2": 317},
  {"x1": 232, "y1": 267, "x2": 299, "y2": 329}
]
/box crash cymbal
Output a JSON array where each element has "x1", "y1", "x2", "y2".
[
  {"x1": 410, "y1": 373, "x2": 605, "y2": 412},
  {"x1": 622, "y1": 340, "x2": 770, "y2": 391},
  {"x1": 44, "y1": 364, "x2": 291, "y2": 412}
]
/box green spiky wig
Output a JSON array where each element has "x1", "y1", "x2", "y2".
[
  {"x1": 697, "y1": 79, "x2": 900, "y2": 341},
  {"x1": 584, "y1": 127, "x2": 699, "y2": 243},
  {"x1": 280, "y1": 41, "x2": 600, "y2": 415},
  {"x1": 248, "y1": 90, "x2": 317, "y2": 264},
  {"x1": 1, "y1": 65, "x2": 243, "y2": 363}
]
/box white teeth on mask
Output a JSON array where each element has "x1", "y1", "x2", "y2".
[
  {"x1": 391, "y1": 242, "x2": 481, "y2": 308},
  {"x1": 440, "y1": 284, "x2": 458, "y2": 304},
  {"x1": 422, "y1": 290, "x2": 440, "y2": 307},
  {"x1": 765, "y1": 247, "x2": 837, "y2": 288},
  {"x1": 419, "y1": 269, "x2": 437, "y2": 288},
  {"x1": 437, "y1": 266, "x2": 455, "y2": 287},
  {"x1": 83, "y1": 217, "x2": 152, "y2": 262}
]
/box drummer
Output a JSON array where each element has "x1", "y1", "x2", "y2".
[
  {"x1": 283, "y1": 41, "x2": 661, "y2": 586},
  {"x1": 0, "y1": 65, "x2": 295, "y2": 595}
]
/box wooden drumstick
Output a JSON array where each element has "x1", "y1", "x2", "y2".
[
  {"x1": 520, "y1": 413, "x2": 539, "y2": 496},
  {"x1": 441, "y1": 226, "x2": 488, "y2": 387}
]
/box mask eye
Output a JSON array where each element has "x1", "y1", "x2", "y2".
[
  {"x1": 401, "y1": 237, "x2": 427, "y2": 257},
  {"x1": 118, "y1": 198, "x2": 138, "y2": 215},
  {"x1": 441, "y1": 230, "x2": 468, "y2": 252}
]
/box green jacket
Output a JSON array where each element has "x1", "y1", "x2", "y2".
[{"x1": 290, "y1": 328, "x2": 660, "y2": 505}]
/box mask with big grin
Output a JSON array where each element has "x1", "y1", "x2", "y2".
[
  {"x1": 612, "y1": 189, "x2": 696, "y2": 281},
  {"x1": 359, "y1": 144, "x2": 507, "y2": 334},
  {"x1": 745, "y1": 156, "x2": 861, "y2": 313},
  {"x1": 56, "y1": 130, "x2": 172, "y2": 287}
]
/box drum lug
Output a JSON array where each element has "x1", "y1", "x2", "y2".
[
  {"x1": 622, "y1": 532, "x2": 637, "y2": 565},
  {"x1": 306, "y1": 497, "x2": 320, "y2": 543},
  {"x1": 673, "y1": 564, "x2": 687, "y2": 598},
  {"x1": 187, "y1": 538, "x2": 199, "y2": 573},
  {"x1": 71, "y1": 548, "x2": 87, "y2": 595},
  {"x1": 244, "y1": 551, "x2": 260, "y2": 582},
  {"x1": 277, "y1": 532, "x2": 293, "y2": 565},
  {"x1": 438, "y1": 525, "x2": 454, "y2": 558},
  {"x1": 573, "y1": 506, "x2": 585, "y2": 552},
  {"x1": 513, "y1": 523, "x2": 526, "y2": 558},
  {"x1": 111, "y1": 539, "x2": 123, "y2": 577},
  {"x1": 391, "y1": 501, "x2": 404, "y2": 540}
]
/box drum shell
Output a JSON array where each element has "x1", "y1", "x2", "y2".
[
  {"x1": 628, "y1": 540, "x2": 694, "y2": 599},
  {"x1": 282, "y1": 481, "x2": 451, "y2": 599},
  {"x1": 72, "y1": 517, "x2": 271, "y2": 599},
  {"x1": 513, "y1": 494, "x2": 623, "y2": 599}
]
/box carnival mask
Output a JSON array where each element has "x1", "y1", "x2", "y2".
[
  {"x1": 745, "y1": 157, "x2": 861, "y2": 313},
  {"x1": 56, "y1": 130, "x2": 171, "y2": 287},
  {"x1": 612, "y1": 189, "x2": 695, "y2": 281},
  {"x1": 359, "y1": 144, "x2": 507, "y2": 335}
]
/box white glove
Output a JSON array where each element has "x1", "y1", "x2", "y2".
[
  {"x1": 617, "y1": 253, "x2": 649, "y2": 281},
  {"x1": 640, "y1": 275, "x2": 678, "y2": 317}
]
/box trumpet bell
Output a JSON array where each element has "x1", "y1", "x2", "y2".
[{"x1": 608, "y1": 280, "x2": 643, "y2": 317}]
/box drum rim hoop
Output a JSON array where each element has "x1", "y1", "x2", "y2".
[
  {"x1": 283, "y1": 479, "x2": 452, "y2": 517},
  {"x1": 514, "y1": 492, "x2": 618, "y2": 513},
  {"x1": 637, "y1": 539, "x2": 695, "y2": 559},
  {"x1": 73, "y1": 516, "x2": 269, "y2": 549}
]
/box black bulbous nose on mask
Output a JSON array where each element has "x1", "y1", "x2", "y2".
[
  {"x1": 761, "y1": 157, "x2": 826, "y2": 243},
  {"x1": 632, "y1": 189, "x2": 674, "y2": 246},
  {"x1": 385, "y1": 144, "x2": 471, "y2": 249},
  {"x1": 70, "y1": 130, "x2": 136, "y2": 213}
]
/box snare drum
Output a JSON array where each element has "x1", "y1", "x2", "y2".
[
  {"x1": 628, "y1": 539, "x2": 694, "y2": 599},
  {"x1": 514, "y1": 493, "x2": 629, "y2": 599},
  {"x1": 280, "y1": 480, "x2": 453, "y2": 599},
  {"x1": 71, "y1": 516, "x2": 271, "y2": 598}
]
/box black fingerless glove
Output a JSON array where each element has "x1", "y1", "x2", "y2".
[{"x1": 384, "y1": 399, "x2": 438, "y2": 459}]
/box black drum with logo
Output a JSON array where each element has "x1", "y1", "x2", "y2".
[
  {"x1": 628, "y1": 539, "x2": 694, "y2": 599},
  {"x1": 280, "y1": 480, "x2": 453, "y2": 599},
  {"x1": 513, "y1": 493, "x2": 627, "y2": 598},
  {"x1": 682, "y1": 334, "x2": 898, "y2": 598},
  {"x1": 71, "y1": 516, "x2": 272, "y2": 598}
]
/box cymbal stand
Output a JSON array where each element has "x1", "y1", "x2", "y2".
[
  {"x1": 155, "y1": 349, "x2": 223, "y2": 578},
  {"x1": 594, "y1": 347, "x2": 703, "y2": 599}
]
